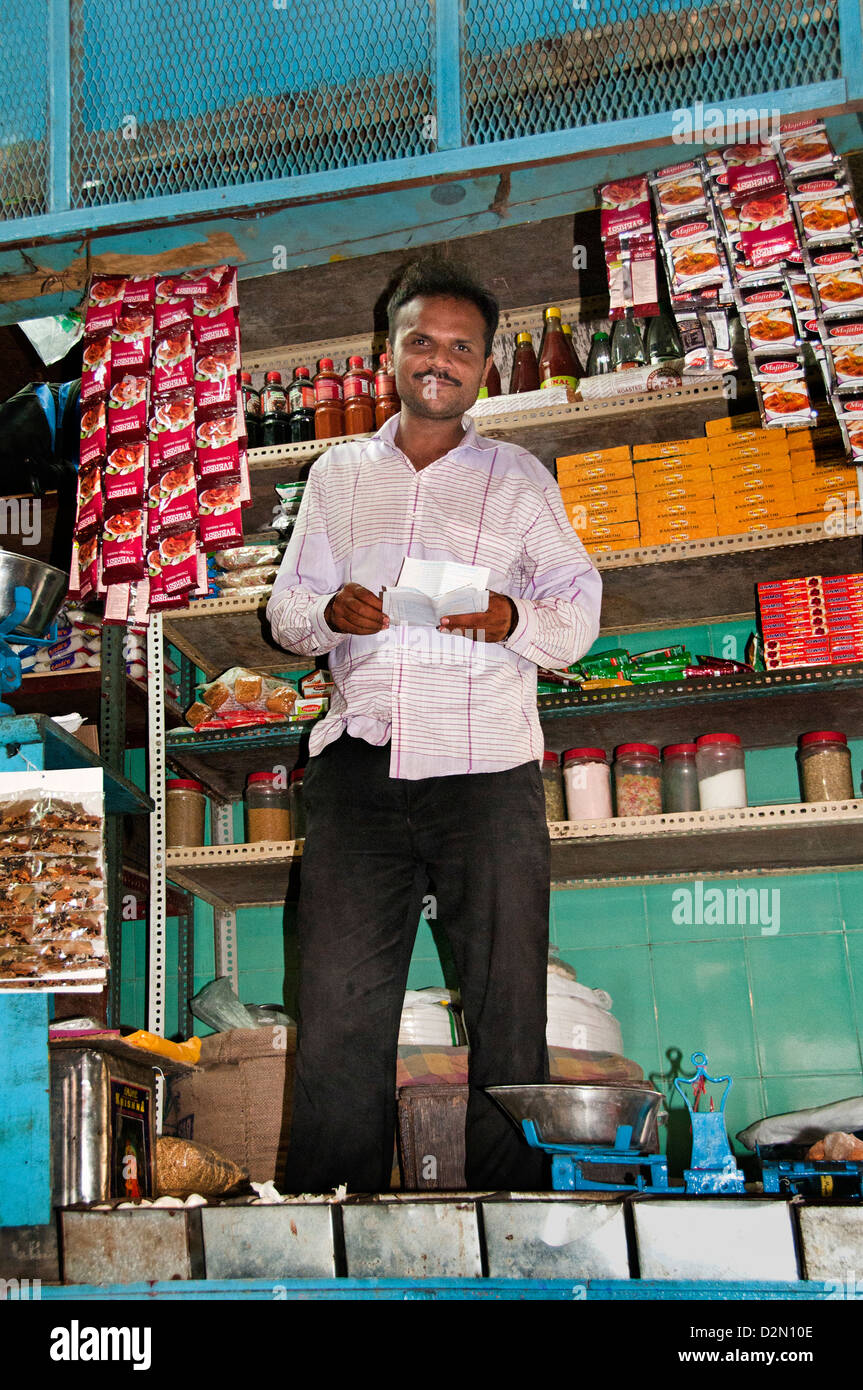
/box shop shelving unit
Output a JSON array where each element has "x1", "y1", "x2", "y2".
[{"x1": 143, "y1": 322, "x2": 863, "y2": 1015}]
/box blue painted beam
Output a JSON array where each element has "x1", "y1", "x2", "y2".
[
  {"x1": 0, "y1": 79, "x2": 852, "y2": 250},
  {"x1": 40, "y1": 1276, "x2": 834, "y2": 1300},
  {"x1": 46, "y1": 0, "x2": 71, "y2": 214},
  {"x1": 0, "y1": 994, "x2": 51, "y2": 1227},
  {"x1": 434, "y1": 0, "x2": 464, "y2": 151}
]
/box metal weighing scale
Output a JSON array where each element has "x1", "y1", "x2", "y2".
[
  {"x1": 490, "y1": 1050, "x2": 746, "y2": 1196},
  {"x1": 0, "y1": 557, "x2": 68, "y2": 715}
]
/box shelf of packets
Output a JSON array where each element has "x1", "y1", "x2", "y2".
[{"x1": 557, "y1": 413, "x2": 857, "y2": 552}]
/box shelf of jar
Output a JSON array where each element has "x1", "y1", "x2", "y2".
[
  {"x1": 166, "y1": 720, "x2": 307, "y2": 800},
  {"x1": 162, "y1": 801, "x2": 863, "y2": 905},
  {"x1": 166, "y1": 840, "x2": 303, "y2": 909},
  {"x1": 548, "y1": 799, "x2": 863, "y2": 883},
  {"x1": 538, "y1": 662, "x2": 863, "y2": 753}
]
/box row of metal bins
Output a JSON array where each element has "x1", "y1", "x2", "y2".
[{"x1": 59, "y1": 1196, "x2": 863, "y2": 1286}]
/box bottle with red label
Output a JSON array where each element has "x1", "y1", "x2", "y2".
[
  {"x1": 260, "y1": 371, "x2": 288, "y2": 447},
  {"x1": 539, "y1": 307, "x2": 577, "y2": 391},
  {"x1": 509, "y1": 331, "x2": 540, "y2": 393},
  {"x1": 343, "y1": 356, "x2": 375, "y2": 435},
  {"x1": 374, "y1": 353, "x2": 400, "y2": 429},
  {"x1": 288, "y1": 366, "x2": 316, "y2": 443},
  {"x1": 314, "y1": 358, "x2": 345, "y2": 440},
  {"x1": 240, "y1": 370, "x2": 261, "y2": 449}
]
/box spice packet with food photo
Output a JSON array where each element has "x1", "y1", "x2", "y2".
[
  {"x1": 79, "y1": 397, "x2": 107, "y2": 469},
  {"x1": 154, "y1": 276, "x2": 194, "y2": 333},
  {"x1": 195, "y1": 405, "x2": 241, "y2": 480},
  {"x1": 159, "y1": 529, "x2": 199, "y2": 595},
  {"x1": 791, "y1": 175, "x2": 861, "y2": 247},
  {"x1": 81, "y1": 331, "x2": 112, "y2": 402},
  {"x1": 727, "y1": 157, "x2": 784, "y2": 206},
  {"x1": 186, "y1": 666, "x2": 299, "y2": 729},
  {"x1": 193, "y1": 340, "x2": 240, "y2": 415},
  {"x1": 198, "y1": 478, "x2": 244, "y2": 549},
  {"x1": 149, "y1": 388, "x2": 196, "y2": 468},
  {"x1": 835, "y1": 398, "x2": 863, "y2": 462},
  {"x1": 104, "y1": 440, "x2": 148, "y2": 513},
  {"x1": 75, "y1": 462, "x2": 103, "y2": 535},
  {"x1": 774, "y1": 119, "x2": 838, "y2": 178},
  {"x1": 750, "y1": 354, "x2": 818, "y2": 428},
  {"x1": 157, "y1": 460, "x2": 199, "y2": 532},
  {"x1": 110, "y1": 309, "x2": 154, "y2": 378},
  {"x1": 152, "y1": 326, "x2": 194, "y2": 395},
  {"x1": 819, "y1": 317, "x2": 863, "y2": 393},
  {"x1": 809, "y1": 246, "x2": 863, "y2": 317},
  {"x1": 123, "y1": 274, "x2": 156, "y2": 309},
  {"x1": 598, "y1": 174, "x2": 653, "y2": 241},
  {"x1": 651, "y1": 160, "x2": 709, "y2": 219},
  {"x1": 107, "y1": 373, "x2": 149, "y2": 440},
  {"x1": 101, "y1": 507, "x2": 146, "y2": 583},
  {"x1": 84, "y1": 276, "x2": 126, "y2": 335},
  {"x1": 736, "y1": 285, "x2": 799, "y2": 353}
]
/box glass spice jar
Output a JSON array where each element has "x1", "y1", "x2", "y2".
[
  {"x1": 613, "y1": 744, "x2": 662, "y2": 817},
  {"x1": 541, "y1": 752, "x2": 566, "y2": 823},
  {"x1": 245, "y1": 772, "x2": 291, "y2": 842},
  {"x1": 797, "y1": 730, "x2": 853, "y2": 803},
  {"x1": 562, "y1": 747, "x2": 612, "y2": 820},
  {"x1": 288, "y1": 767, "x2": 306, "y2": 839},
  {"x1": 662, "y1": 743, "x2": 700, "y2": 813},
  {"x1": 165, "y1": 778, "x2": 207, "y2": 847},
  {"x1": 695, "y1": 733, "x2": 748, "y2": 809}
]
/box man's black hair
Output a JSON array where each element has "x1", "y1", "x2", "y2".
[{"x1": 387, "y1": 257, "x2": 499, "y2": 357}]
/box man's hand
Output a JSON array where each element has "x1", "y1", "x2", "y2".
[
  {"x1": 438, "y1": 591, "x2": 518, "y2": 643},
  {"x1": 325, "y1": 583, "x2": 390, "y2": 635}
]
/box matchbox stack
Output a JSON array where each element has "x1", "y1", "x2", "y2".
[{"x1": 757, "y1": 573, "x2": 863, "y2": 669}]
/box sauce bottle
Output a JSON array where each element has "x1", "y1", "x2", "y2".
[
  {"x1": 313, "y1": 358, "x2": 345, "y2": 440},
  {"x1": 561, "y1": 322, "x2": 585, "y2": 378},
  {"x1": 240, "y1": 370, "x2": 261, "y2": 450},
  {"x1": 586, "y1": 331, "x2": 612, "y2": 376},
  {"x1": 539, "y1": 307, "x2": 577, "y2": 391},
  {"x1": 509, "y1": 331, "x2": 540, "y2": 393},
  {"x1": 288, "y1": 366, "x2": 316, "y2": 443},
  {"x1": 611, "y1": 308, "x2": 646, "y2": 371},
  {"x1": 343, "y1": 355, "x2": 375, "y2": 435},
  {"x1": 374, "y1": 354, "x2": 400, "y2": 428},
  {"x1": 260, "y1": 370, "x2": 288, "y2": 447}
]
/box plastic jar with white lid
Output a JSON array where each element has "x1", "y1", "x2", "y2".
[
  {"x1": 695, "y1": 733, "x2": 748, "y2": 809},
  {"x1": 165, "y1": 779, "x2": 207, "y2": 847},
  {"x1": 613, "y1": 743, "x2": 662, "y2": 817},
  {"x1": 797, "y1": 730, "x2": 853, "y2": 803},
  {"x1": 563, "y1": 747, "x2": 612, "y2": 820},
  {"x1": 662, "y1": 743, "x2": 700, "y2": 813}
]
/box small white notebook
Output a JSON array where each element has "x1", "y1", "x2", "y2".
[{"x1": 382, "y1": 557, "x2": 490, "y2": 626}]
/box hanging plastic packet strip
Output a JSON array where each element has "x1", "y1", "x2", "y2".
[
  {"x1": 84, "y1": 276, "x2": 126, "y2": 335},
  {"x1": 103, "y1": 440, "x2": 148, "y2": 514},
  {"x1": 101, "y1": 507, "x2": 146, "y2": 584},
  {"x1": 783, "y1": 270, "x2": 820, "y2": 340},
  {"x1": 651, "y1": 160, "x2": 709, "y2": 220},
  {"x1": 774, "y1": 120, "x2": 838, "y2": 179},
  {"x1": 819, "y1": 317, "x2": 863, "y2": 394},
  {"x1": 701, "y1": 304, "x2": 736, "y2": 372},
  {"x1": 750, "y1": 354, "x2": 817, "y2": 429},
  {"x1": 68, "y1": 533, "x2": 99, "y2": 601},
  {"x1": 198, "y1": 478, "x2": 244, "y2": 550},
  {"x1": 809, "y1": 246, "x2": 863, "y2": 317},
  {"x1": 79, "y1": 398, "x2": 107, "y2": 470},
  {"x1": 123, "y1": 274, "x2": 156, "y2": 309},
  {"x1": 157, "y1": 459, "x2": 199, "y2": 532},
  {"x1": 735, "y1": 283, "x2": 799, "y2": 353},
  {"x1": 603, "y1": 234, "x2": 659, "y2": 317},
  {"x1": 193, "y1": 340, "x2": 239, "y2": 415},
  {"x1": 597, "y1": 174, "x2": 652, "y2": 241},
  {"x1": 152, "y1": 326, "x2": 194, "y2": 396},
  {"x1": 107, "y1": 373, "x2": 149, "y2": 441},
  {"x1": 791, "y1": 173, "x2": 861, "y2": 247},
  {"x1": 110, "y1": 308, "x2": 153, "y2": 379},
  {"x1": 195, "y1": 404, "x2": 241, "y2": 481},
  {"x1": 80, "y1": 332, "x2": 112, "y2": 403},
  {"x1": 154, "y1": 276, "x2": 194, "y2": 333},
  {"x1": 149, "y1": 389, "x2": 196, "y2": 470},
  {"x1": 158, "y1": 529, "x2": 199, "y2": 596}
]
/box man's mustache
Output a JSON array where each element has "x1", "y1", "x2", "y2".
[{"x1": 415, "y1": 370, "x2": 462, "y2": 388}]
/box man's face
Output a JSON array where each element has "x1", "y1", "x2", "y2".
[{"x1": 388, "y1": 295, "x2": 492, "y2": 421}]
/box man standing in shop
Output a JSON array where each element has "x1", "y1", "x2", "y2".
[{"x1": 267, "y1": 258, "x2": 602, "y2": 1192}]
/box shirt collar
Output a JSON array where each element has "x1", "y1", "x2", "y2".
[{"x1": 363, "y1": 409, "x2": 490, "y2": 463}]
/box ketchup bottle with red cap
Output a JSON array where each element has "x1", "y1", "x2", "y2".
[
  {"x1": 374, "y1": 353, "x2": 400, "y2": 428},
  {"x1": 343, "y1": 356, "x2": 375, "y2": 435},
  {"x1": 313, "y1": 358, "x2": 345, "y2": 440}
]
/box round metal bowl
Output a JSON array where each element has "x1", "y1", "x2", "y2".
[
  {"x1": 486, "y1": 1082, "x2": 665, "y2": 1151},
  {"x1": 0, "y1": 551, "x2": 68, "y2": 637}
]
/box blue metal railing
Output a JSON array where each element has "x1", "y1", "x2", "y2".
[{"x1": 0, "y1": 0, "x2": 859, "y2": 234}]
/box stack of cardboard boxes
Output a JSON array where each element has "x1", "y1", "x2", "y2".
[
  {"x1": 757, "y1": 574, "x2": 863, "y2": 669},
  {"x1": 557, "y1": 416, "x2": 857, "y2": 554}
]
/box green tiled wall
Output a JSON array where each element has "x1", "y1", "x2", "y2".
[{"x1": 121, "y1": 619, "x2": 863, "y2": 1166}]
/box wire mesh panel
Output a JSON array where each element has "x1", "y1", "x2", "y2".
[
  {"x1": 68, "y1": 0, "x2": 436, "y2": 209},
  {"x1": 462, "y1": 0, "x2": 843, "y2": 145},
  {"x1": 0, "y1": 2, "x2": 51, "y2": 219}
]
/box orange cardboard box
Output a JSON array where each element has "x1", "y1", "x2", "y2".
[
  {"x1": 556, "y1": 456, "x2": 635, "y2": 486},
  {"x1": 790, "y1": 458, "x2": 856, "y2": 484},
  {"x1": 582, "y1": 535, "x2": 642, "y2": 554},
  {"x1": 559, "y1": 476, "x2": 637, "y2": 504},
  {"x1": 710, "y1": 451, "x2": 794, "y2": 479},
  {"x1": 566, "y1": 495, "x2": 638, "y2": 528},
  {"x1": 704, "y1": 411, "x2": 766, "y2": 436},
  {"x1": 638, "y1": 495, "x2": 717, "y2": 525},
  {"x1": 716, "y1": 515, "x2": 796, "y2": 537},
  {"x1": 640, "y1": 519, "x2": 718, "y2": 544},
  {"x1": 707, "y1": 427, "x2": 786, "y2": 450},
  {"x1": 714, "y1": 476, "x2": 795, "y2": 506},
  {"x1": 633, "y1": 458, "x2": 711, "y2": 492},
  {"x1": 635, "y1": 474, "x2": 715, "y2": 506},
  {"x1": 572, "y1": 520, "x2": 640, "y2": 545},
  {"x1": 708, "y1": 440, "x2": 791, "y2": 467},
  {"x1": 632, "y1": 438, "x2": 709, "y2": 460},
  {"x1": 556, "y1": 444, "x2": 631, "y2": 470}
]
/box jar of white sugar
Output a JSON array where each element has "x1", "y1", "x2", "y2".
[{"x1": 695, "y1": 733, "x2": 748, "y2": 809}]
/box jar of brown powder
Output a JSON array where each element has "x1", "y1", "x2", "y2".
[{"x1": 245, "y1": 772, "x2": 291, "y2": 842}]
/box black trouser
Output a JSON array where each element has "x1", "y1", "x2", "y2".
[{"x1": 282, "y1": 731, "x2": 551, "y2": 1193}]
